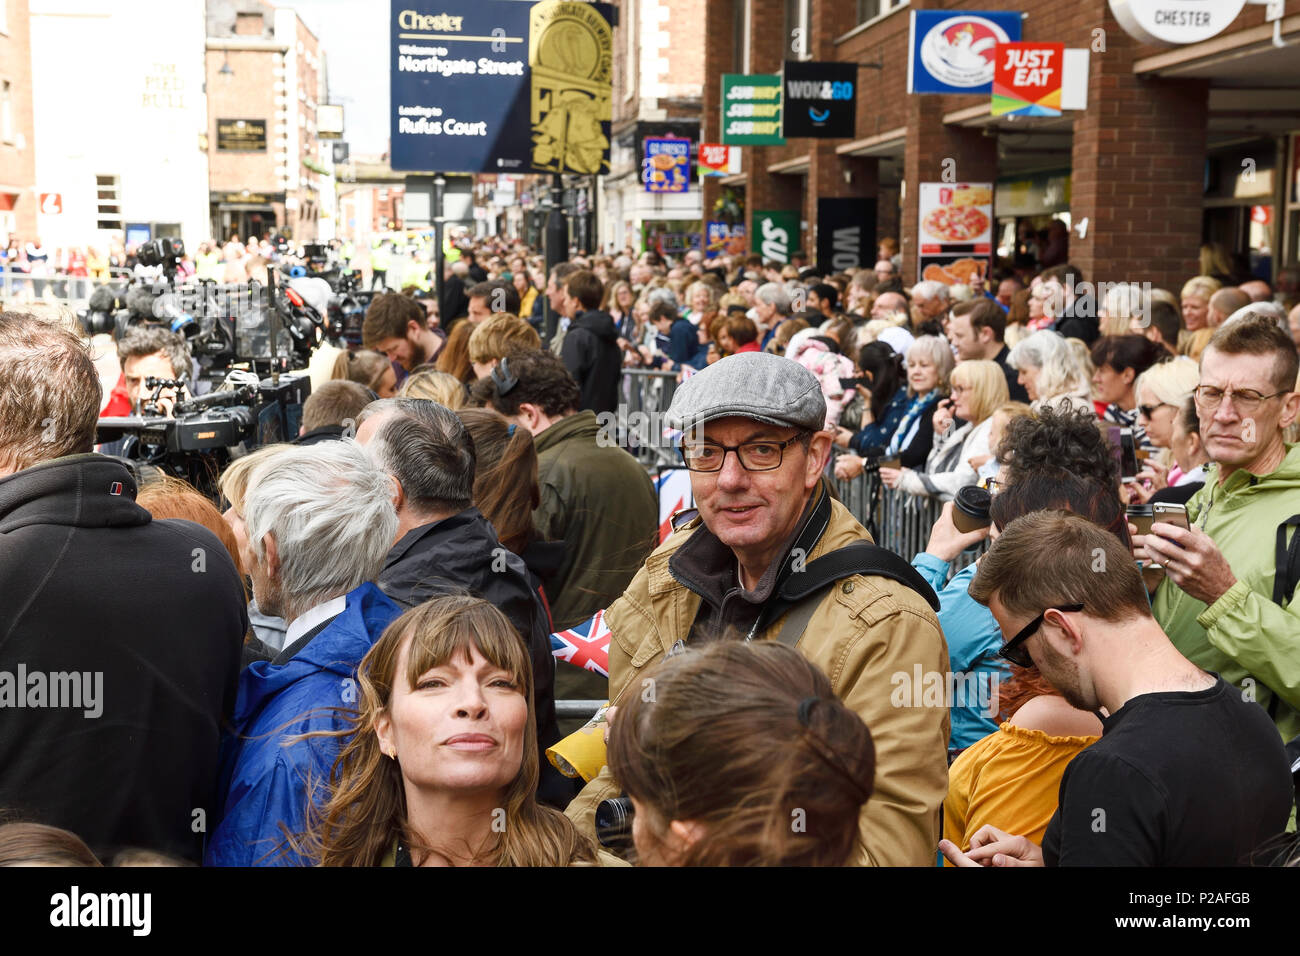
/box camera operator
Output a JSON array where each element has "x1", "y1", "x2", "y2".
[
  {"x1": 0, "y1": 311, "x2": 247, "y2": 863},
  {"x1": 114, "y1": 325, "x2": 192, "y2": 417}
]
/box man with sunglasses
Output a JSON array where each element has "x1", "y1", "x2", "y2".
[
  {"x1": 941, "y1": 511, "x2": 1292, "y2": 866},
  {"x1": 1138, "y1": 314, "x2": 1300, "y2": 741},
  {"x1": 564, "y1": 351, "x2": 950, "y2": 866}
]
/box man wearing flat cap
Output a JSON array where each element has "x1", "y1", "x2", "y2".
[{"x1": 565, "y1": 352, "x2": 950, "y2": 866}]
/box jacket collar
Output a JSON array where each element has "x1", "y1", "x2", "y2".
[
  {"x1": 533, "y1": 409, "x2": 599, "y2": 454},
  {"x1": 384, "y1": 507, "x2": 484, "y2": 567},
  {"x1": 0, "y1": 453, "x2": 149, "y2": 533},
  {"x1": 667, "y1": 481, "x2": 833, "y2": 612}
]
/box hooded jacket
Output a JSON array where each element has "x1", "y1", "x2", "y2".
[
  {"x1": 206, "y1": 582, "x2": 402, "y2": 866},
  {"x1": 897, "y1": 416, "x2": 993, "y2": 502},
  {"x1": 0, "y1": 454, "x2": 246, "y2": 863},
  {"x1": 560, "y1": 309, "x2": 623, "y2": 415},
  {"x1": 786, "y1": 328, "x2": 856, "y2": 429},
  {"x1": 564, "y1": 485, "x2": 950, "y2": 866},
  {"x1": 1152, "y1": 443, "x2": 1300, "y2": 741},
  {"x1": 377, "y1": 507, "x2": 570, "y2": 807},
  {"x1": 533, "y1": 411, "x2": 659, "y2": 631}
]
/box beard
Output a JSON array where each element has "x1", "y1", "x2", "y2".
[
  {"x1": 1034, "y1": 636, "x2": 1096, "y2": 712},
  {"x1": 408, "y1": 336, "x2": 430, "y2": 369}
]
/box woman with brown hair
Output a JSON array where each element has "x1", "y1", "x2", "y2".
[
  {"x1": 297, "y1": 595, "x2": 615, "y2": 866},
  {"x1": 436, "y1": 320, "x2": 475, "y2": 384},
  {"x1": 331, "y1": 349, "x2": 397, "y2": 399},
  {"x1": 606, "y1": 641, "x2": 876, "y2": 866}
]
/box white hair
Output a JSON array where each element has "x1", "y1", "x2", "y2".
[
  {"x1": 948, "y1": 284, "x2": 975, "y2": 304},
  {"x1": 911, "y1": 280, "x2": 950, "y2": 303},
  {"x1": 1007, "y1": 329, "x2": 1090, "y2": 401},
  {"x1": 754, "y1": 281, "x2": 791, "y2": 314},
  {"x1": 245, "y1": 440, "x2": 398, "y2": 621}
]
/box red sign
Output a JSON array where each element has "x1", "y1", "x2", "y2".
[
  {"x1": 992, "y1": 42, "x2": 1064, "y2": 117},
  {"x1": 698, "y1": 143, "x2": 737, "y2": 177},
  {"x1": 1251, "y1": 205, "x2": 1271, "y2": 225},
  {"x1": 39, "y1": 193, "x2": 63, "y2": 215}
]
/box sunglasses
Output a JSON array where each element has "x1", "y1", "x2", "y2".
[
  {"x1": 1137, "y1": 402, "x2": 1171, "y2": 419},
  {"x1": 999, "y1": 603, "x2": 1085, "y2": 668}
]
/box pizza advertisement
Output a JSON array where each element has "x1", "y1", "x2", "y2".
[{"x1": 917, "y1": 182, "x2": 994, "y2": 285}]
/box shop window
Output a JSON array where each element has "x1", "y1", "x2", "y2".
[
  {"x1": 856, "y1": 0, "x2": 904, "y2": 26},
  {"x1": 95, "y1": 175, "x2": 123, "y2": 231}
]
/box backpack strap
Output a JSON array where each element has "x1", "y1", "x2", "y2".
[
  {"x1": 1272, "y1": 514, "x2": 1300, "y2": 606},
  {"x1": 757, "y1": 541, "x2": 942, "y2": 650}
]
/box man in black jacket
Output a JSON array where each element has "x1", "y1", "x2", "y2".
[
  {"x1": 1044, "y1": 263, "x2": 1100, "y2": 345},
  {"x1": 355, "y1": 397, "x2": 572, "y2": 806},
  {"x1": 559, "y1": 270, "x2": 622, "y2": 415},
  {"x1": 0, "y1": 311, "x2": 246, "y2": 863}
]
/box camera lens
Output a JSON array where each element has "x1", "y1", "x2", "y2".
[{"x1": 594, "y1": 796, "x2": 635, "y2": 849}]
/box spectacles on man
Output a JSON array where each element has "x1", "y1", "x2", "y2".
[
  {"x1": 678, "y1": 434, "x2": 810, "y2": 473},
  {"x1": 1193, "y1": 385, "x2": 1289, "y2": 414},
  {"x1": 998, "y1": 603, "x2": 1085, "y2": 668}
]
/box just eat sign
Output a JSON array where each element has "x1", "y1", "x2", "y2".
[{"x1": 992, "y1": 42, "x2": 1064, "y2": 117}]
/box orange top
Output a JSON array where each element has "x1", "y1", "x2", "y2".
[{"x1": 943, "y1": 721, "x2": 1099, "y2": 864}]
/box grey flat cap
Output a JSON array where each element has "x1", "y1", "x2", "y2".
[{"x1": 667, "y1": 352, "x2": 826, "y2": 433}]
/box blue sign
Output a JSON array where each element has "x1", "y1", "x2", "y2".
[
  {"x1": 643, "y1": 138, "x2": 690, "y2": 193},
  {"x1": 907, "y1": 10, "x2": 1023, "y2": 95}
]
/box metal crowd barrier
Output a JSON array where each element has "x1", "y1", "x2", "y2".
[
  {"x1": 0, "y1": 271, "x2": 103, "y2": 307},
  {"x1": 617, "y1": 367, "x2": 680, "y2": 469}
]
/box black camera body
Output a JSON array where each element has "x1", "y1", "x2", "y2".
[
  {"x1": 96, "y1": 372, "x2": 311, "y2": 497},
  {"x1": 136, "y1": 237, "x2": 185, "y2": 268}
]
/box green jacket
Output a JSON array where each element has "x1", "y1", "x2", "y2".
[
  {"x1": 1152, "y1": 442, "x2": 1300, "y2": 741},
  {"x1": 533, "y1": 410, "x2": 658, "y2": 630}
]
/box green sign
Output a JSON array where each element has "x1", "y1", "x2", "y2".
[
  {"x1": 752, "y1": 210, "x2": 799, "y2": 263},
  {"x1": 721, "y1": 74, "x2": 784, "y2": 146}
]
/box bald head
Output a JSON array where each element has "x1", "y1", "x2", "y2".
[{"x1": 1239, "y1": 279, "x2": 1272, "y2": 303}]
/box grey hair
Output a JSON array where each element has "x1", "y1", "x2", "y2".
[
  {"x1": 116, "y1": 325, "x2": 192, "y2": 385},
  {"x1": 906, "y1": 334, "x2": 956, "y2": 393},
  {"x1": 244, "y1": 440, "x2": 398, "y2": 620},
  {"x1": 1007, "y1": 329, "x2": 1089, "y2": 400},
  {"x1": 754, "y1": 282, "x2": 792, "y2": 315},
  {"x1": 356, "y1": 398, "x2": 476, "y2": 515},
  {"x1": 644, "y1": 286, "x2": 679, "y2": 311},
  {"x1": 911, "y1": 280, "x2": 950, "y2": 303}
]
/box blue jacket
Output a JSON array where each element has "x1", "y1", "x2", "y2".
[
  {"x1": 911, "y1": 553, "x2": 1011, "y2": 752},
  {"x1": 668, "y1": 317, "x2": 706, "y2": 369},
  {"x1": 849, "y1": 386, "x2": 909, "y2": 455},
  {"x1": 205, "y1": 583, "x2": 403, "y2": 866}
]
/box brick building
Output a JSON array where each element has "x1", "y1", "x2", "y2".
[
  {"x1": 600, "y1": 0, "x2": 708, "y2": 254},
  {"x1": 702, "y1": 0, "x2": 1300, "y2": 289},
  {"x1": 206, "y1": 0, "x2": 328, "y2": 243},
  {"x1": 0, "y1": 0, "x2": 36, "y2": 244}
]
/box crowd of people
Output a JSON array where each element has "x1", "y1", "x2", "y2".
[{"x1": 1, "y1": 229, "x2": 1299, "y2": 869}]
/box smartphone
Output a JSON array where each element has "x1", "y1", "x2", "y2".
[
  {"x1": 1119, "y1": 427, "x2": 1140, "y2": 481},
  {"x1": 1152, "y1": 502, "x2": 1189, "y2": 533},
  {"x1": 839, "y1": 376, "x2": 869, "y2": 390}
]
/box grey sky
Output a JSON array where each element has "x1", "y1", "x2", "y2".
[{"x1": 290, "y1": 0, "x2": 389, "y2": 156}]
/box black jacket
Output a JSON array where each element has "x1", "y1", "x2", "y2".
[
  {"x1": 994, "y1": 344, "x2": 1031, "y2": 404},
  {"x1": 376, "y1": 508, "x2": 573, "y2": 807},
  {"x1": 0, "y1": 454, "x2": 246, "y2": 863},
  {"x1": 1051, "y1": 301, "x2": 1099, "y2": 345},
  {"x1": 293, "y1": 425, "x2": 345, "y2": 446},
  {"x1": 560, "y1": 309, "x2": 623, "y2": 415}
]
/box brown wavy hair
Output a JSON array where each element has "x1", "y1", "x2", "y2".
[
  {"x1": 296, "y1": 595, "x2": 597, "y2": 867},
  {"x1": 331, "y1": 349, "x2": 390, "y2": 394},
  {"x1": 455, "y1": 408, "x2": 539, "y2": 555},
  {"x1": 607, "y1": 641, "x2": 875, "y2": 866}
]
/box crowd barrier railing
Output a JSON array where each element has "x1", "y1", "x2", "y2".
[
  {"x1": 616, "y1": 368, "x2": 681, "y2": 469},
  {"x1": 0, "y1": 270, "x2": 129, "y2": 309}
]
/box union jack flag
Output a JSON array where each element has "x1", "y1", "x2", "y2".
[{"x1": 550, "y1": 609, "x2": 611, "y2": 677}]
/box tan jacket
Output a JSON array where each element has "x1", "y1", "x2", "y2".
[{"x1": 564, "y1": 496, "x2": 950, "y2": 866}]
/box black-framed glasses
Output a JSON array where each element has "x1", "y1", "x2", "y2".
[
  {"x1": 1193, "y1": 385, "x2": 1289, "y2": 414},
  {"x1": 999, "y1": 603, "x2": 1085, "y2": 668},
  {"x1": 678, "y1": 435, "x2": 808, "y2": 473},
  {"x1": 1137, "y1": 402, "x2": 1172, "y2": 419}
]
